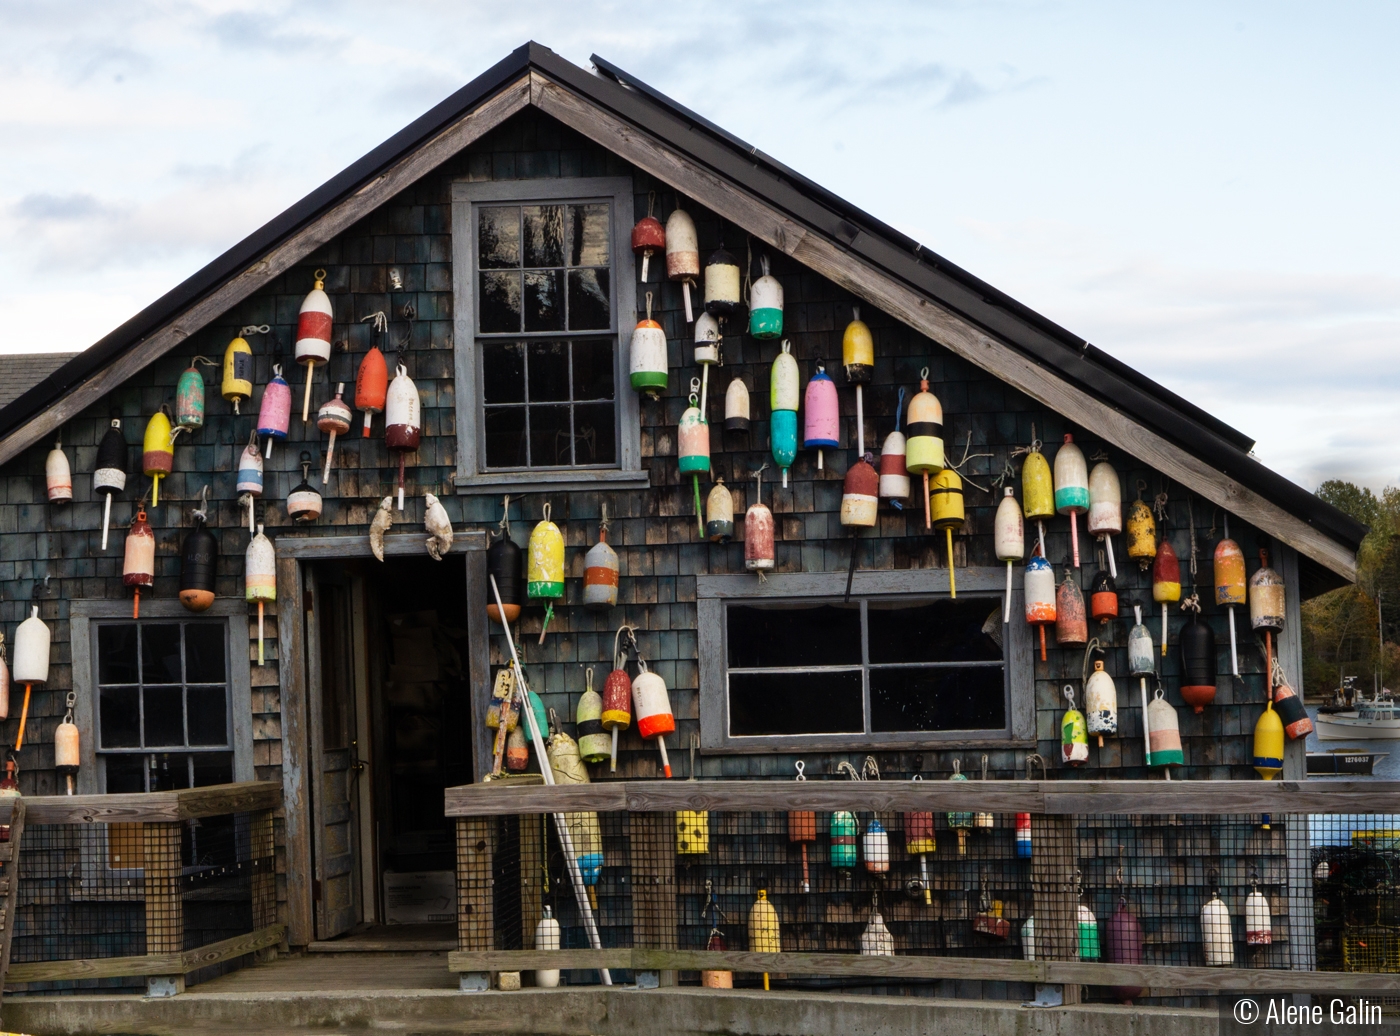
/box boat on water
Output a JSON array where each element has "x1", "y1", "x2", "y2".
[
  {"x1": 1306, "y1": 750, "x2": 1389, "y2": 775},
  {"x1": 1315, "y1": 696, "x2": 1400, "y2": 741}
]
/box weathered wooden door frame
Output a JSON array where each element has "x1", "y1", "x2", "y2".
[{"x1": 276, "y1": 530, "x2": 489, "y2": 947}]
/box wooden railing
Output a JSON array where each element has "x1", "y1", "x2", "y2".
[
  {"x1": 445, "y1": 779, "x2": 1400, "y2": 997},
  {"x1": 8, "y1": 781, "x2": 283, "y2": 996}
]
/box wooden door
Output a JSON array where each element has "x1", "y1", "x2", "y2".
[{"x1": 307, "y1": 568, "x2": 360, "y2": 940}]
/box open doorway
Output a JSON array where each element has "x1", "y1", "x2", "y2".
[{"x1": 306, "y1": 553, "x2": 472, "y2": 947}]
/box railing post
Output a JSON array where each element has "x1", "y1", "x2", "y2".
[
  {"x1": 1030, "y1": 813, "x2": 1080, "y2": 1006},
  {"x1": 456, "y1": 815, "x2": 494, "y2": 992},
  {"x1": 250, "y1": 808, "x2": 279, "y2": 963},
  {"x1": 629, "y1": 810, "x2": 678, "y2": 988},
  {"x1": 143, "y1": 820, "x2": 185, "y2": 997},
  {"x1": 520, "y1": 813, "x2": 544, "y2": 950}
]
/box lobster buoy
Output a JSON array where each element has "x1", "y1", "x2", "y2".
[
  {"x1": 295, "y1": 269, "x2": 334, "y2": 421},
  {"x1": 665, "y1": 207, "x2": 699, "y2": 322},
  {"x1": 1126, "y1": 497, "x2": 1156, "y2": 569},
  {"x1": 840, "y1": 453, "x2": 879, "y2": 529},
  {"x1": 1085, "y1": 659, "x2": 1118, "y2": 747},
  {"x1": 629, "y1": 291, "x2": 667, "y2": 396},
  {"x1": 745, "y1": 466, "x2": 775, "y2": 572},
  {"x1": 1273, "y1": 670, "x2": 1313, "y2": 740},
  {"x1": 879, "y1": 390, "x2": 909, "y2": 509},
  {"x1": 1214, "y1": 530, "x2": 1246, "y2": 677},
  {"x1": 1129, "y1": 606, "x2": 1155, "y2": 766},
  {"x1": 143, "y1": 408, "x2": 183, "y2": 506},
  {"x1": 1078, "y1": 902, "x2": 1101, "y2": 961},
  {"x1": 236, "y1": 429, "x2": 264, "y2": 499},
  {"x1": 706, "y1": 477, "x2": 734, "y2": 542},
  {"x1": 1250, "y1": 549, "x2": 1286, "y2": 682},
  {"x1": 1153, "y1": 539, "x2": 1181, "y2": 656},
  {"x1": 356, "y1": 343, "x2": 388, "y2": 438},
  {"x1": 528, "y1": 504, "x2": 564, "y2": 641},
  {"x1": 679, "y1": 378, "x2": 710, "y2": 536},
  {"x1": 1087, "y1": 459, "x2": 1122, "y2": 578},
  {"x1": 246, "y1": 523, "x2": 276, "y2": 666},
  {"x1": 583, "y1": 519, "x2": 619, "y2": 611},
  {"x1": 123, "y1": 508, "x2": 155, "y2": 619},
  {"x1": 1104, "y1": 897, "x2": 1145, "y2": 1003},
  {"x1": 602, "y1": 628, "x2": 632, "y2": 773},
  {"x1": 749, "y1": 889, "x2": 781, "y2": 990},
  {"x1": 222, "y1": 334, "x2": 254, "y2": 413},
  {"x1": 1146, "y1": 686, "x2": 1184, "y2": 770},
  {"x1": 703, "y1": 245, "x2": 741, "y2": 319},
  {"x1": 1179, "y1": 600, "x2": 1217, "y2": 713},
  {"x1": 385, "y1": 364, "x2": 421, "y2": 510},
  {"x1": 94, "y1": 419, "x2": 128, "y2": 550},
  {"x1": 930, "y1": 467, "x2": 964, "y2": 597},
  {"x1": 947, "y1": 760, "x2": 973, "y2": 855},
  {"x1": 1061, "y1": 686, "x2": 1088, "y2": 766},
  {"x1": 486, "y1": 530, "x2": 523, "y2": 625},
  {"x1": 1015, "y1": 812, "x2": 1032, "y2": 859},
  {"x1": 257, "y1": 365, "x2": 291, "y2": 460},
  {"x1": 1090, "y1": 569, "x2": 1118, "y2": 625},
  {"x1": 843, "y1": 305, "x2": 874, "y2": 452},
  {"x1": 862, "y1": 818, "x2": 890, "y2": 874},
  {"x1": 1021, "y1": 442, "x2": 1054, "y2": 556},
  {"x1": 179, "y1": 488, "x2": 217, "y2": 612},
  {"x1": 860, "y1": 904, "x2": 895, "y2": 957},
  {"x1": 577, "y1": 668, "x2": 610, "y2": 764},
  {"x1": 1253, "y1": 699, "x2": 1284, "y2": 780},
  {"x1": 632, "y1": 652, "x2": 675, "y2": 778},
  {"x1": 55, "y1": 704, "x2": 80, "y2": 795},
  {"x1": 45, "y1": 436, "x2": 71, "y2": 504},
  {"x1": 694, "y1": 311, "x2": 721, "y2": 367},
  {"x1": 287, "y1": 453, "x2": 323, "y2": 524},
  {"x1": 1022, "y1": 917, "x2": 1037, "y2": 961},
  {"x1": 724, "y1": 376, "x2": 750, "y2": 432},
  {"x1": 175, "y1": 358, "x2": 211, "y2": 431},
  {"x1": 1025, "y1": 553, "x2": 1056, "y2": 661},
  {"x1": 905, "y1": 803, "x2": 935, "y2": 905},
  {"x1": 1245, "y1": 886, "x2": 1272, "y2": 946},
  {"x1": 995, "y1": 487, "x2": 1024, "y2": 623},
  {"x1": 545, "y1": 727, "x2": 604, "y2": 890},
  {"x1": 1054, "y1": 434, "x2": 1089, "y2": 567},
  {"x1": 770, "y1": 340, "x2": 799, "y2": 486},
  {"x1": 11, "y1": 605, "x2": 50, "y2": 754},
  {"x1": 905, "y1": 367, "x2": 944, "y2": 530},
  {"x1": 1055, "y1": 569, "x2": 1087, "y2": 648},
  {"x1": 788, "y1": 760, "x2": 817, "y2": 892},
  {"x1": 317, "y1": 383, "x2": 353, "y2": 482},
  {"x1": 803, "y1": 363, "x2": 839, "y2": 470},
  {"x1": 534, "y1": 906, "x2": 562, "y2": 988},
  {"x1": 631, "y1": 195, "x2": 665, "y2": 282},
  {"x1": 750, "y1": 254, "x2": 783, "y2": 339},
  {"x1": 1202, "y1": 891, "x2": 1234, "y2": 966},
  {"x1": 830, "y1": 811, "x2": 857, "y2": 868},
  {"x1": 505, "y1": 725, "x2": 528, "y2": 771}
]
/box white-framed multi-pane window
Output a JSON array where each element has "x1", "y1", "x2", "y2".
[{"x1": 451, "y1": 177, "x2": 645, "y2": 491}]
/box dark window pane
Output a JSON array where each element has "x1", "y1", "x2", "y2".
[
  {"x1": 727, "y1": 604, "x2": 861, "y2": 668},
  {"x1": 572, "y1": 339, "x2": 614, "y2": 400},
  {"x1": 568, "y1": 204, "x2": 610, "y2": 267},
  {"x1": 144, "y1": 686, "x2": 185, "y2": 747},
  {"x1": 869, "y1": 666, "x2": 1005, "y2": 732},
  {"x1": 187, "y1": 687, "x2": 228, "y2": 746},
  {"x1": 478, "y1": 206, "x2": 520, "y2": 269},
  {"x1": 141, "y1": 624, "x2": 182, "y2": 684},
  {"x1": 99, "y1": 686, "x2": 140, "y2": 748},
  {"x1": 573, "y1": 403, "x2": 616, "y2": 465},
  {"x1": 566, "y1": 269, "x2": 610, "y2": 331},
  {"x1": 105, "y1": 754, "x2": 146, "y2": 794},
  {"x1": 729, "y1": 671, "x2": 863, "y2": 735},
  {"x1": 479, "y1": 271, "x2": 521, "y2": 333},
  {"x1": 192, "y1": 752, "x2": 235, "y2": 788},
  {"x1": 482, "y1": 342, "x2": 526, "y2": 404},
  {"x1": 483, "y1": 407, "x2": 527, "y2": 469},
  {"x1": 527, "y1": 341, "x2": 570, "y2": 402},
  {"x1": 184, "y1": 624, "x2": 225, "y2": 684},
  {"x1": 867, "y1": 599, "x2": 1004, "y2": 664},
  {"x1": 529, "y1": 405, "x2": 573, "y2": 466},
  {"x1": 97, "y1": 624, "x2": 138, "y2": 684},
  {"x1": 522, "y1": 205, "x2": 564, "y2": 267},
  {"x1": 523, "y1": 270, "x2": 564, "y2": 332},
  {"x1": 150, "y1": 754, "x2": 191, "y2": 790}
]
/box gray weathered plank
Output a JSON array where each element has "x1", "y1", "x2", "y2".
[{"x1": 25, "y1": 781, "x2": 281, "y2": 825}]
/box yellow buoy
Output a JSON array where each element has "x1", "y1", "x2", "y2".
[
  {"x1": 1020, "y1": 445, "x2": 1053, "y2": 557},
  {"x1": 222, "y1": 335, "x2": 254, "y2": 413},
  {"x1": 142, "y1": 409, "x2": 183, "y2": 507},
  {"x1": 1126, "y1": 498, "x2": 1156, "y2": 570},
  {"x1": 1252, "y1": 700, "x2": 1284, "y2": 780},
  {"x1": 527, "y1": 504, "x2": 564, "y2": 642},
  {"x1": 749, "y1": 889, "x2": 781, "y2": 990},
  {"x1": 929, "y1": 467, "x2": 964, "y2": 597}
]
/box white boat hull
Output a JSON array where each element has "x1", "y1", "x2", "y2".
[{"x1": 1315, "y1": 713, "x2": 1400, "y2": 740}]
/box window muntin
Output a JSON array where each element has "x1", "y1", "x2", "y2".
[
  {"x1": 725, "y1": 597, "x2": 1006, "y2": 739},
  {"x1": 475, "y1": 201, "x2": 618, "y2": 471}
]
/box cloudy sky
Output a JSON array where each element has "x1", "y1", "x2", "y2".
[{"x1": 2, "y1": 1, "x2": 1397, "y2": 491}]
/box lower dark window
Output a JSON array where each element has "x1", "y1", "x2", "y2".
[{"x1": 481, "y1": 338, "x2": 617, "y2": 468}]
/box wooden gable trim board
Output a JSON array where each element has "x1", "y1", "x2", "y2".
[{"x1": 528, "y1": 71, "x2": 1356, "y2": 583}]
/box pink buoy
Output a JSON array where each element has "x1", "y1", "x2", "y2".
[
  {"x1": 257, "y1": 365, "x2": 292, "y2": 459},
  {"x1": 803, "y1": 362, "x2": 839, "y2": 470}
]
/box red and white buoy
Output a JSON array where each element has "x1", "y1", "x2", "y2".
[
  {"x1": 45, "y1": 435, "x2": 72, "y2": 504},
  {"x1": 631, "y1": 645, "x2": 675, "y2": 778},
  {"x1": 123, "y1": 507, "x2": 155, "y2": 619},
  {"x1": 296, "y1": 268, "x2": 334, "y2": 421},
  {"x1": 631, "y1": 193, "x2": 666, "y2": 282},
  {"x1": 317, "y1": 383, "x2": 353, "y2": 482},
  {"x1": 745, "y1": 466, "x2": 775, "y2": 573},
  {"x1": 385, "y1": 364, "x2": 421, "y2": 511}
]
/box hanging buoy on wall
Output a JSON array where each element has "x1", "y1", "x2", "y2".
[
  {"x1": 1061, "y1": 686, "x2": 1088, "y2": 766},
  {"x1": 143, "y1": 407, "x2": 184, "y2": 506},
  {"x1": 385, "y1": 364, "x2": 420, "y2": 511},
  {"x1": 629, "y1": 291, "x2": 668, "y2": 396},
  {"x1": 175, "y1": 357, "x2": 215, "y2": 432},
  {"x1": 1085, "y1": 659, "x2": 1118, "y2": 748},
  {"x1": 1104, "y1": 894, "x2": 1145, "y2": 1004},
  {"x1": 1020, "y1": 445, "x2": 1054, "y2": 563},
  {"x1": 55, "y1": 693, "x2": 80, "y2": 795},
  {"x1": 1126, "y1": 494, "x2": 1156, "y2": 569},
  {"x1": 665, "y1": 207, "x2": 699, "y2": 322},
  {"x1": 287, "y1": 453, "x2": 323, "y2": 524},
  {"x1": 905, "y1": 788, "x2": 935, "y2": 905},
  {"x1": 630, "y1": 194, "x2": 665, "y2": 282},
  {"x1": 862, "y1": 818, "x2": 890, "y2": 874},
  {"x1": 843, "y1": 306, "x2": 874, "y2": 454},
  {"x1": 749, "y1": 889, "x2": 780, "y2": 990},
  {"x1": 45, "y1": 435, "x2": 71, "y2": 505},
  {"x1": 583, "y1": 512, "x2": 619, "y2": 611},
  {"x1": 295, "y1": 269, "x2": 334, "y2": 421},
  {"x1": 246, "y1": 523, "x2": 276, "y2": 666},
  {"x1": 947, "y1": 759, "x2": 973, "y2": 855},
  {"x1": 221, "y1": 332, "x2": 255, "y2": 414},
  {"x1": 179, "y1": 487, "x2": 217, "y2": 612},
  {"x1": 789, "y1": 761, "x2": 817, "y2": 893},
  {"x1": 830, "y1": 810, "x2": 858, "y2": 869},
  {"x1": 94, "y1": 419, "x2": 127, "y2": 551},
  {"x1": 703, "y1": 244, "x2": 741, "y2": 320},
  {"x1": 905, "y1": 367, "x2": 944, "y2": 530},
  {"x1": 1077, "y1": 902, "x2": 1101, "y2": 961},
  {"x1": 317, "y1": 383, "x2": 352, "y2": 482},
  {"x1": 1090, "y1": 569, "x2": 1118, "y2": 625},
  {"x1": 1015, "y1": 812, "x2": 1032, "y2": 859},
  {"x1": 1202, "y1": 890, "x2": 1234, "y2": 966},
  {"x1": 534, "y1": 906, "x2": 562, "y2": 989},
  {"x1": 745, "y1": 465, "x2": 775, "y2": 573},
  {"x1": 1055, "y1": 569, "x2": 1087, "y2": 648},
  {"x1": 750, "y1": 254, "x2": 783, "y2": 340},
  {"x1": 1250, "y1": 549, "x2": 1286, "y2": 685},
  {"x1": 860, "y1": 897, "x2": 895, "y2": 957},
  {"x1": 505, "y1": 725, "x2": 528, "y2": 771},
  {"x1": 1245, "y1": 883, "x2": 1272, "y2": 946},
  {"x1": 602, "y1": 627, "x2": 633, "y2": 773},
  {"x1": 1213, "y1": 528, "x2": 1246, "y2": 679},
  {"x1": 0, "y1": 633, "x2": 11, "y2": 722},
  {"x1": 1253, "y1": 698, "x2": 1284, "y2": 780},
  {"x1": 545, "y1": 724, "x2": 605, "y2": 900},
  {"x1": 1179, "y1": 596, "x2": 1217, "y2": 713},
  {"x1": 694, "y1": 312, "x2": 721, "y2": 410},
  {"x1": 706, "y1": 477, "x2": 734, "y2": 542},
  {"x1": 1147, "y1": 685, "x2": 1184, "y2": 772},
  {"x1": 995, "y1": 488, "x2": 1024, "y2": 623},
  {"x1": 1025, "y1": 552, "x2": 1056, "y2": 661},
  {"x1": 1087, "y1": 459, "x2": 1122, "y2": 578},
  {"x1": 356, "y1": 337, "x2": 388, "y2": 437},
  {"x1": 841, "y1": 453, "x2": 879, "y2": 530},
  {"x1": 680, "y1": 378, "x2": 710, "y2": 537},
  {"x1": 631, "y1": 647, "x2": 675, "y2": 779},
  {"x1": 879, "y1": 387, "x2": 909, "y2": 510},
  {"x1": 1054, "y1": 434, "x2": 1089, "y2": 567},
  {"x1": 1129, "y1": 606, "x2": 1155, "y2": 769},
  {"x1": 123, "y1": 507, "x2": 155, "y2": 619},
  {"x1": 930, "y1": 468, "x2": 964, "y2": 597},
  {"x1": 257, "y1": 365, "x2": 291, "y2": 460},
  {"x1": 12, "y1": 606, "x2": 49, "y2": 754},
  {"x1": 236, "y1": 429, "x2": 264, "y2": 528},
  {"x1": 724, "y1": 376, "x2": 750, "y2": 433},
  {"x1": 1153, "y1": 539, "x2": 1181, "y2": 656},
  {"x1": 770, "y1": 341, "x2": 798, "y2": 487},
  {"x1": 577, "y1": 668, "x2": 611, "y2": 765},
  {"x1": 803, "y1": 362, "x2": 839, "y2": 471},
  {"x1": 487, "y1": 500, "x2": 522, "y2": 625},
  {"x1": 528, "y1": 503, "x2": 564, "y2": 643},
  {"x1": 1271, "y1": 660, "x2": 1313, "y2": 740}
]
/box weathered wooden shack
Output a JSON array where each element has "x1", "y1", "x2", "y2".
[{"x1": 0, "y1": 43, "x2": 1385, "y2": 1034}]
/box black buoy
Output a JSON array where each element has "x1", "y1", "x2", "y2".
[
  {"x1": 1179, "y1": 602, "x2": 1217, "y2": 714},
  {"x1": 94, "y1": 419, "x2": 128, "y2": 551},
  {"x1": 179, "y1": 487, "x2": 218, "y2": 613},
  {"x1": 487, "y1": 534, "x2": 523, "y2": 625}
]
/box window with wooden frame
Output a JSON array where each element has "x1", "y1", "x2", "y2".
[
  {"x1": 697, "y1": 571, "x2": 1036, "y2": 752},
  {"x1": 451, "y1": 177, "x2": 645, "y2": 491}
]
